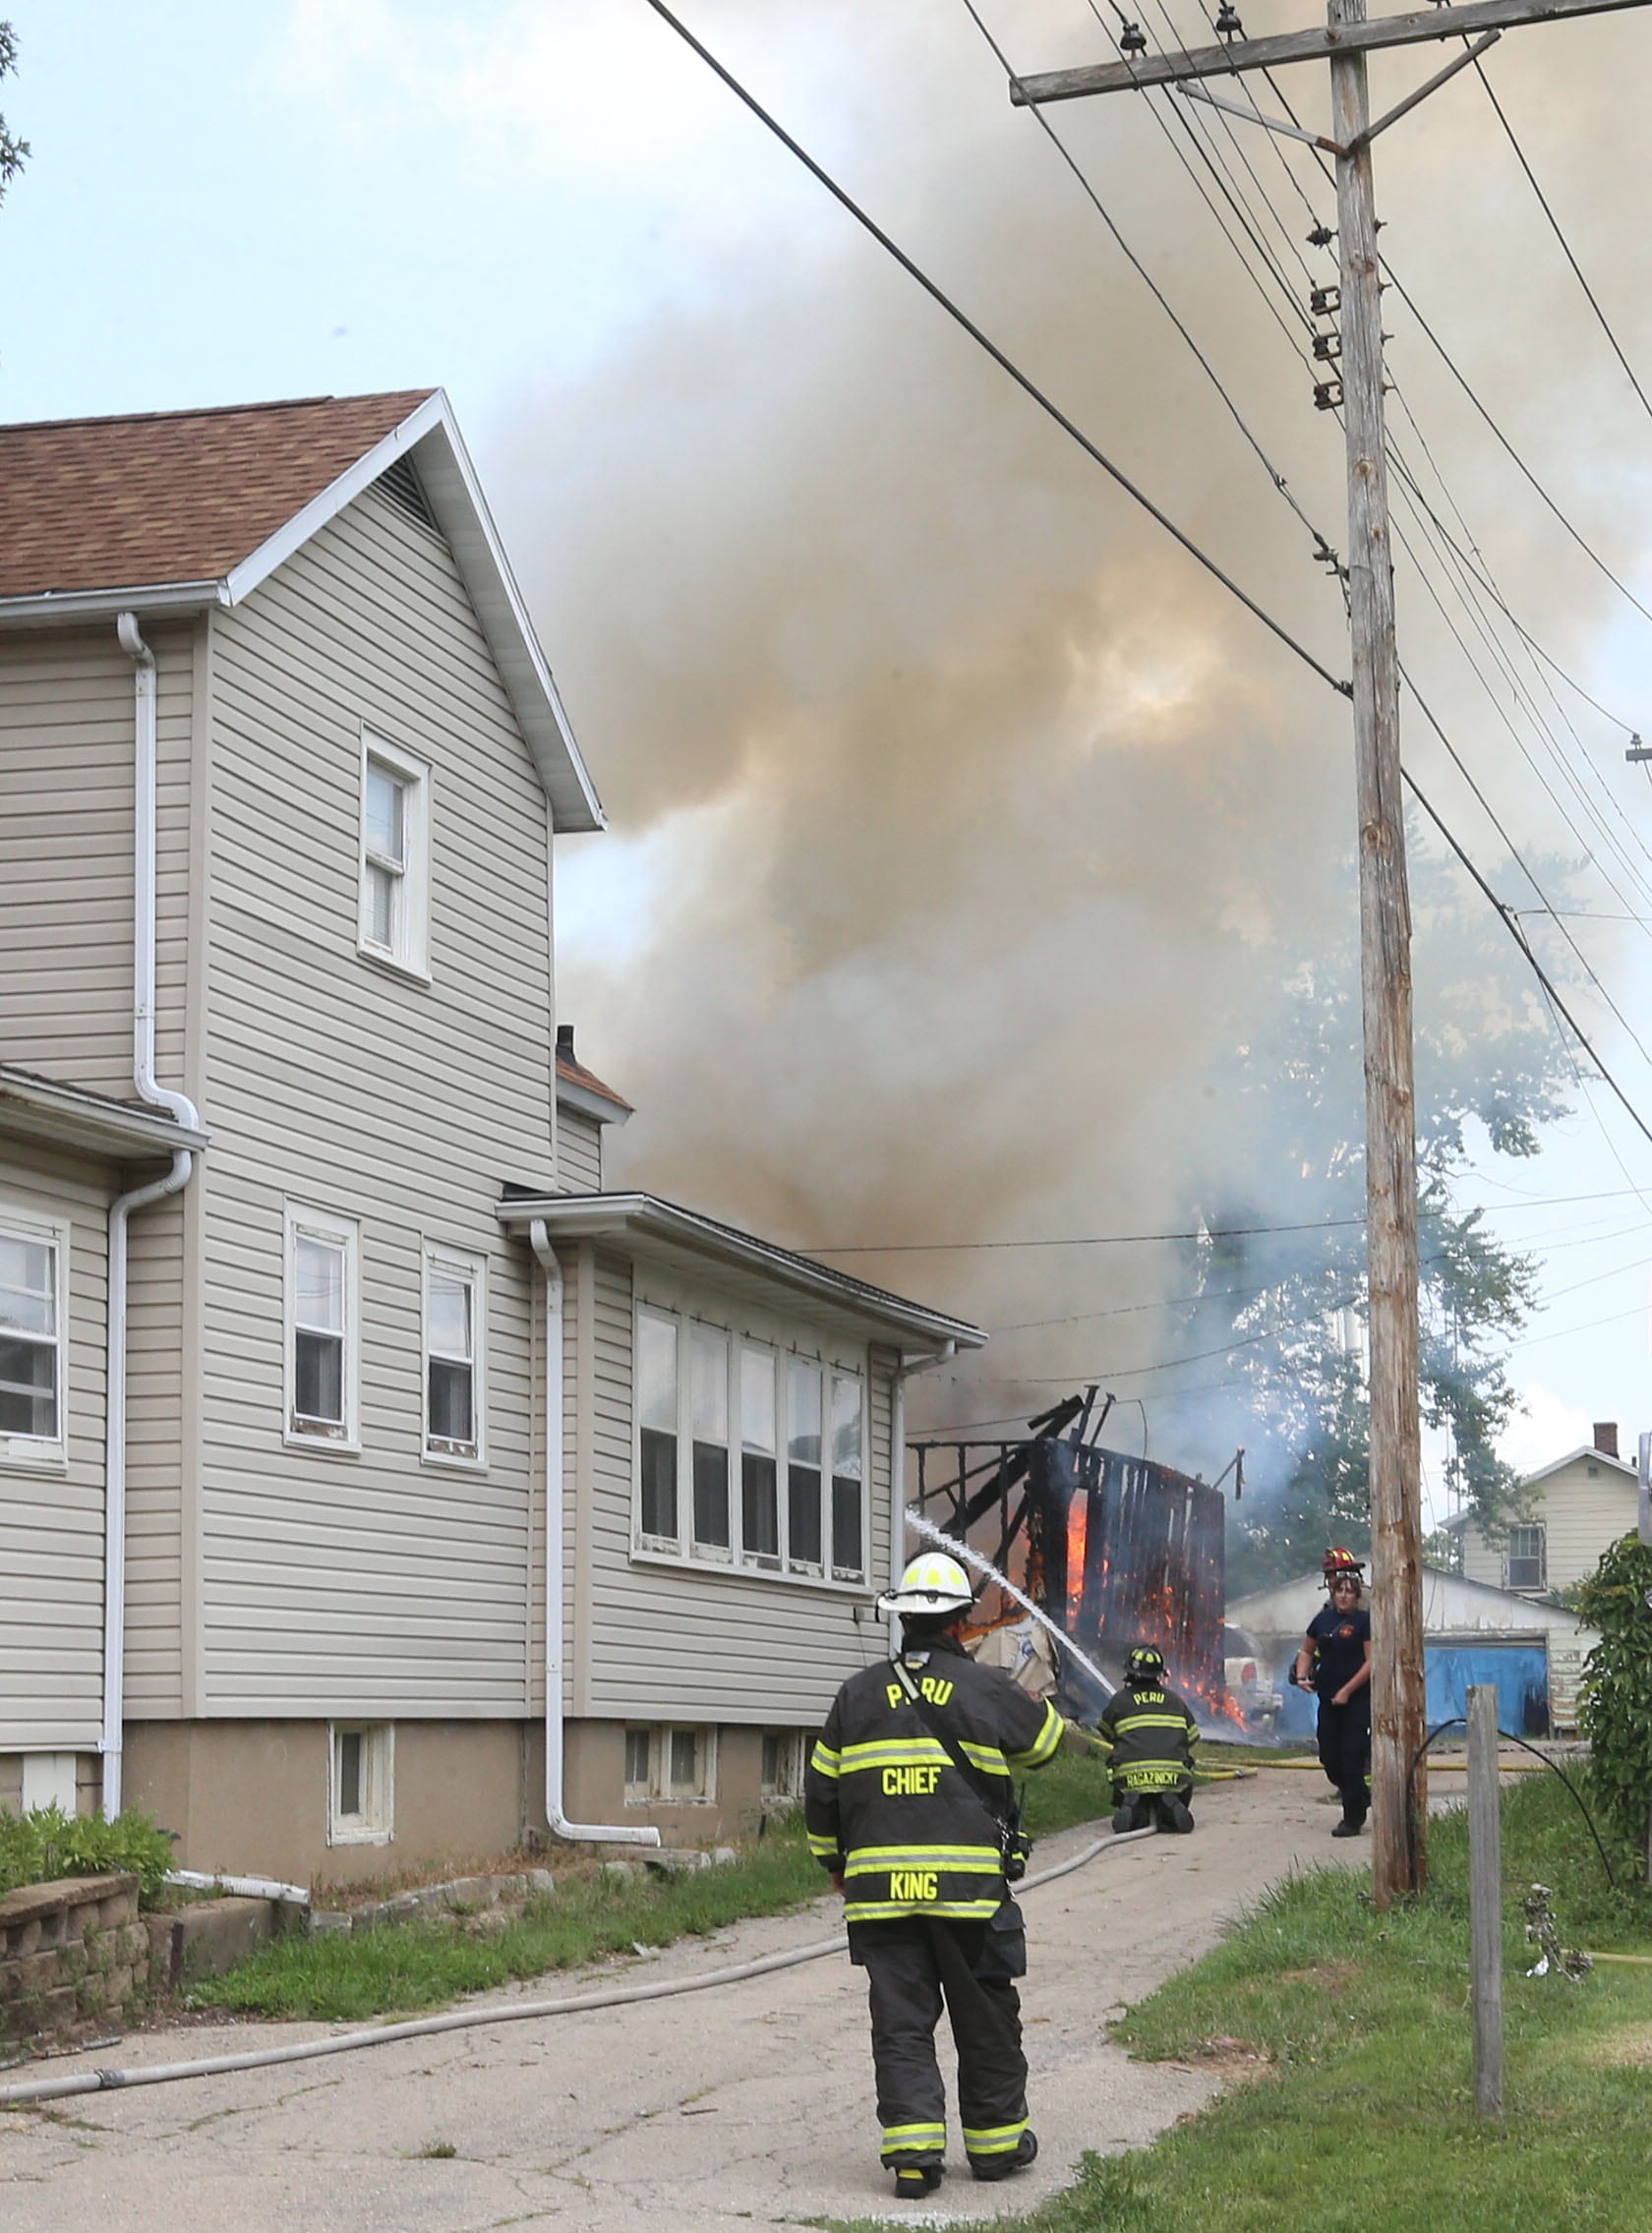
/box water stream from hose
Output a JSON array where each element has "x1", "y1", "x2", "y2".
[{"x1": 905, "y1": 1505, "x2": 1114, "y2": 1704}]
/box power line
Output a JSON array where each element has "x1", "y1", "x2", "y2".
[
  {"x1": 1473, "y1": 53, "x2": 1652, "y2": 432},
  {"x1": 640, "y1": 0, "x2": 1350, "y2": 694}
]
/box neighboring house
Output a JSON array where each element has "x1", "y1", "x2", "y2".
[
  {"x1": 1447, "y1": 1421, "x2": 1638, "y2": 1600},
  {"x1": 0, "y1": 391, "x2": 983, "y2": 1882},
  {"x1": 1227, "y1": 1566, "x2": 1600, "y2": 1738}
]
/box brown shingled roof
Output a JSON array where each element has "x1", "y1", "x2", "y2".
[
  {"x1": 556, "y1": 1051, "x2": 633, "y2": 1115},
  {"x1": 0, "y1": 390, "x2": 436, "y2": 599}
]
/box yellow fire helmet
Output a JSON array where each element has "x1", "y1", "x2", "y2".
[{"x1": 877, "y1": 1551, "x2": 975, "y2": 1618}]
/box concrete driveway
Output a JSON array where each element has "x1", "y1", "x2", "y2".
[{"x1": 0, "y1": 1769, "x2": 1364, "y2": 2232}]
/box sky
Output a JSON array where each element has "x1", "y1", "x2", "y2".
[{"x1": 4, "y1": 1, "x2": 1652, "y2": 1515}]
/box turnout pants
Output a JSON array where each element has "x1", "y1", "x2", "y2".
[
  {"x1": 1317, "y1": 1694, "x2": 1371, "y2": 1822},
  {"x1": 848, "y1": 1909, "x2": 1030, "y2": 2171}
]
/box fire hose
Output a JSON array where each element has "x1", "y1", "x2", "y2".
[{"x1": 0, "y1": 1812, "x2": 1187, "y2": 2109}]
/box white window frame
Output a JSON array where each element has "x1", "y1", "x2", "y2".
[
  {"x1": 1505, "y1": 1523, "x2": 1547, "y2": 1592},
  {"x1": 0, "y1": 1206, "x2": 69, "y2": 1473},
  {"x1": 357, "y1": 731, "x2": 431, "y2": 981},
  {"x1": 629, "y1": 1300, "x2": 869, "y2": 1592},
  {"x1": 422, "y1": 1246, "x2": 486, "y2": 1468},
  {"x1": 759, "y1": 1729, "x2": 805, "y2": 1801},
  {"x1": 327, "y1": 1722, "x2": 394, "y2": 1845},
  {"x1": 621, "y1": 1723, "x2": 718, "y2": 1805},
  {"x1": 283, "y1": 1204, "x2": 361, "y2": 1452}
]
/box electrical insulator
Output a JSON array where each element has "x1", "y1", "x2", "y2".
[
  {"x1": 1120, "y1": 21, "x2": 1149, "y2": 54},
  {"x1": 1310, "y1": 284, "x2": 1340, "y2": 319},
  {"x1": 1307, "y1": 222, "x2": 1334, "y2": 249},
  {"x1": 1313, "y1": 379, "x2": 1343, "y2": 412},
  {"x1": 1312, "y1": 331, "x2": 1342, "y2": 363},
  {"x1": 1215, "y1": 1, "x2": 1243, "y2": 35}
]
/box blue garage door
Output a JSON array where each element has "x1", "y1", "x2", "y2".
[{"x1": 1424, "y1": 1643, "x2": 1548, "y2": 1737}]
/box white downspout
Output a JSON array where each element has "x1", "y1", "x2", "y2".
[
  {"x1": 104, "y1": 616, "x2": 204, "y2": 1819},
  {"x1": 888, "y1": 1340, "x2": 956, "y2": 1650},
  {"x1": 528, "y1": 1221, "x2": 659, "y2": 1847}
]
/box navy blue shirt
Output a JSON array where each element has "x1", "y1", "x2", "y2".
[{"x1": 1305, "y1": 1603, "x2": 1370, "y2": 1700}]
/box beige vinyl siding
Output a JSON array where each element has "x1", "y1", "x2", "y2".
[
  {"x1": 198, "y1": 485, "x2": 554, "y2": 1717},
  {"x1": 0, "y1": 1152, "x2": 110, "y2": 1750},
  {"x1": 0, "y1": 625, "x2": 193, "y2": 1099},
  {"x1": 557, "y1": 1107, "x2": 604, "y2": 1193},
  {"x1": 122, "y1": 1189, "x2": 190, "y2": 1713},
  {"x1": 1460, "y1": 1455, "x2": 1640, "y2": 1595},
  {"x1": 567, "y1": 1249, "x2": 894, "y2": 1724}
]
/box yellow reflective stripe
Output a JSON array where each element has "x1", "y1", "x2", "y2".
[
  {"x1": 1007, "y1": 1699, "x2": 1064, "y2": 1769},
  {"x1": 838, "y1": 1738, "x2": 952, "y2": 1773},
  {"x1": 883, "y1": 2124, "x2": 947, "y2": 2143},
  {"x1": 806, "y1": 1833, "x2": 840, "y2": 1856},
  {"x1": 1111, "y1": 1712, "x2": 1192, "y2": 1733},
  {"x1": 958, "y1": 1739, "x2": 1010, "y2": 1775},
  {"x1": 964, "y1": 2120, "x2": 1028, "y2": 2151},
  {"x1": 845, "y1": 1844, "x2": 1001, "y2": 1863},
  {"x1": 808, "y1": 1740, "x2": 842, "y2": 1777},
  {"x1": 845, "y1": 1898, "x2": 1002, "y2": 1919}
]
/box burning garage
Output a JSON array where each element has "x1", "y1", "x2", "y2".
[{"x1": 909, "y1": 1393, "x2": 1235, "y2": 1724}]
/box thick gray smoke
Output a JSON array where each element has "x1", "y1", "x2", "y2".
[{"x1": 489, "y1": 1, "x2": 1652, "y2": 1473}]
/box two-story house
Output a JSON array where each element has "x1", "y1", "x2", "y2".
[
  {"x1": 0, "y1": 390, "x2": 982, "y2": 1883},
  {"x1": 1448, "y1": 1420, "x2": 1639, "y2": 1599}
]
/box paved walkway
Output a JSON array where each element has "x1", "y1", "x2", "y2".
[{"x1": 1, "y1": 1771, "x2": 1364, "y2": 2231}]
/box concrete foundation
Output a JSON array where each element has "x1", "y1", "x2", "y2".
[{"x1": 102, "y1": 1716, "x2": 809, "y2": 1886}]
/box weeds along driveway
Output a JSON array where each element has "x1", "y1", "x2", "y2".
[{"x1": 0, "y1": 1772, "x2": 1364, "y2": 2233}]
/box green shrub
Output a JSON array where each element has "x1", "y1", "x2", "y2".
[
  {"x1": 1576, "y1": 1533, "x2": 1652, "y2": 1853},
  {"x1": 0, "y1": 1803, "x2": 176, "y2": 1904}
]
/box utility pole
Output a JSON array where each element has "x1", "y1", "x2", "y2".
[{"x1": 1010, "y1": 0, "x2": 1652, "y2": 1905}]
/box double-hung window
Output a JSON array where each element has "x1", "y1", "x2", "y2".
[
  {"x1": 425, "y1": 1250, "x2": 484, "y2": 1464},
  {"x1": 690, "y1": 1326, "x2": 732, "y2": 1557},
  {"x1": 0, "y1": 1215, "x2": 67, "y2": 1466},
  {"x1": 632, "y1": 1303, "x2": 866, "y2": 1585},
  {"x1": 284, "y1": 1205, "x2": 359, "y2": 1447},
  {"x1": 1505, "y1": 1524, "x2": 1546, "y2": 1592},
  {"x1": 359, "y1": 735, "x2": 430, "y2": 977}
]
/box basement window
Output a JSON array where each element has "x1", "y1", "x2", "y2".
[
  {"x1": 328, "y1": 1724, "x2": 393, "y2": 1844},
  {"x1": 760, "y1": 1730, "x2": 804, "y2": 1800},
  {"x1": 622, "y1": 1724, "x2": 717, "y2": 1804}
]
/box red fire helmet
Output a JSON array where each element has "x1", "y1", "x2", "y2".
[{"x1": 1322, "y1": 1545, "x2": 1365, "y2": 1577}]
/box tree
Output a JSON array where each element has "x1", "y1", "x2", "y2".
[
  {"x1": 1576, "y1": 1533, "x2": 1652, "y2": 1863},
  {"x1": 1179, "y1": 846, "x2": 1572, "y2": 1596},
  {"x1": 0, "y1": 24, "x2": 28, "y2": 209}
]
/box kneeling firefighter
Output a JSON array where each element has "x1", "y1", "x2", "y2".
[
  {"x1": 803, "y1": 1552, "x2": 1067, "y2": 2203},
  {"x1": 1096, "y1": 1646, "x2": 1199, "y2": 1834}
]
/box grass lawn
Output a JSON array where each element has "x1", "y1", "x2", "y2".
[
  {"x1": 189, "y1": 1746, "x2": 1135, "y2": 2024},
  {"x1": 858, "y1": 1771, "x2": 1652, "y2": 2233}
]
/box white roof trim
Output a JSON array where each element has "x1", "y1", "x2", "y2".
[
  {"x1": 1521, "y1": 1444, "x2": 1636, "y2": 1489},
  {"x1": 557, "y1": 1075, "x2": 631, "y2": 1127},
  {"x1": 225, "y1": 391, "x2": 604, "y2": 836},
  {"x1": 0, "y1": 1068, "x2": 210, "y2": 1157},
  {"x1": 0, "y1": 581, "x2": 227, "y2": 625},
  {"x1": 497, "y1": 1190, "x2": 986, "y2": 1351}
]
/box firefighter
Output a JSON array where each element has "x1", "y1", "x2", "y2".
[
  {"x1": 1095, "y1": 1645, "x2": 1199, "y2": 1834},
  {"x1": 1294, "y1": 1563, "x2": 1372, "y2": 1836},
  {"x1": 803, "y1": 1550, "x2": 1066, "y2": 2202}
]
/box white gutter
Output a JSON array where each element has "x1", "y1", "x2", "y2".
[
  {"x1": 527, "y1": 1221, "x2": 658, "y2": 1847},
  {"x1": 103, "y1": 616, "x2": 205, "y2": 1819},
  {"x1": 888, "y1": 1341, "x2": 957, "y2": 1650}
]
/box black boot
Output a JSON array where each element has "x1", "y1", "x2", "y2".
[
  {"x1": 892, "y1": 2163, "x2": 945, "y2": 2200},
  {"x1": 1160, "y1": 1793, "x2": 1195, "y2": 1834},
  {"x1": 972, "y1": 2131, "x2": 1039, "y2": 2183},
  {"x1": 1111, "y1": 1793, "x2": 1146, "y2": 1834}
]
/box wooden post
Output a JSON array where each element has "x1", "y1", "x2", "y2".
[
  {"x1": 1329, "y1": 0, "x2": 1428, "y2": 1907},
  {"x1": 1467, "y1": 1684, "x2": 1504, "y2": 2116}
]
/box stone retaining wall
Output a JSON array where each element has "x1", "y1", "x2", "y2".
[{"x1": 0, "y1": 1872, "x2": 152, "y2": 2046}]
